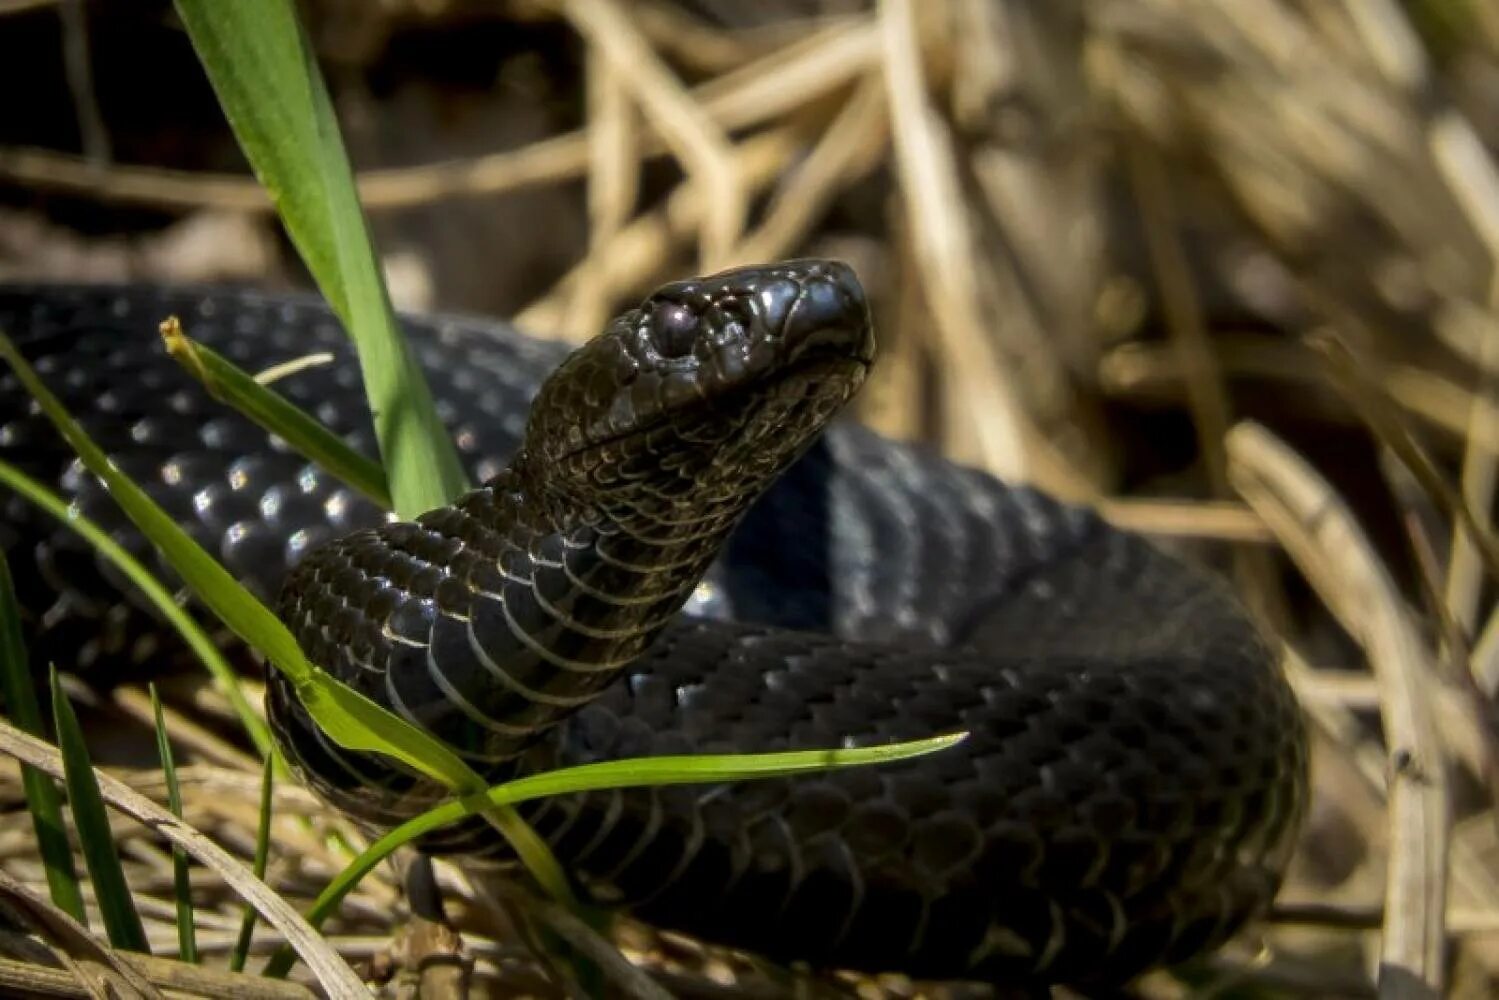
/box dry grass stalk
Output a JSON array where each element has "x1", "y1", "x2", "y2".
[
  {"x1": 0, "y1": 949, "x2": 316, "y2": 999},
  {"x1": 0, "y1": 14, "x2": 878, "y2": 216},
  {"x1": 1093, "y1": 497, "x2": 1272, "y2": 544},
  {"x1": 517, "y1": 127, "x2": 803, "y2": 339},
  {"x1": 1228, "y1": 421, "x2": 1448, "y2": 998},
  {"x1": 624, "y1": 0, "x2": 850, "y2": 75},
  {"x1": 563, "y1": 0, "x2": 742, "y2": 268},
  {"x1": 0, "y1": 720, "x2": 368, "y2": 998},
  {"x1": 567, "y1": 43, "x2": 639, "y2": 340},
  {"x1": 1099, "y1": 335, "x2": 1499, "y2": 450},
  {"x1": 728, "y1": 73, "x2": 888, "y2": 266},
  {"x1": 880, "y1": 0, "x2": 1093, "y2": 499},
  {"x1": 1447, "y1": 326, "x2": 1499, "y2": 647},
  {"x1": 107, "y1": 685, "x2": 260, "y2": 774},
  {"x1": 0, "y1": 870, "x2": 166, "y2": 999},
  {"x1": 1314, "y1": 331, "x2": 1499, "y2": 583}
]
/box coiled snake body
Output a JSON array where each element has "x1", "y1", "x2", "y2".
[{"x1": 0, "y1": 263, "x2": 1307, "y2": 988}]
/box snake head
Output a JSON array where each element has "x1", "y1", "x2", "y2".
[{"x1": 521, "y1": 259, "x2": 874, "y2": 511}]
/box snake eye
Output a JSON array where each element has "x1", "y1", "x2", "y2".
[{"x1": 648, "y1": 301, "x2": 699, "y2": 359}]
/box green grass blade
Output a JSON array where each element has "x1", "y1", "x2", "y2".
[
  {"x1": 171, "y1": 0, "x2": 468, "y2": 517},
  {"x1": 230, "y1": 754, "x2": 275, "y2": 973},
  {"x1": 150, "y1": 684, "x2": 197, "y2": 964},
  {"x1": 49, "y1": 666, "x2": 150, "y2": 953},
  {"x1": 0, "y1": 333, "x2": 472, "y2": 790},
  {"x1": 0, "y1": 331, "x2": 571, "y2": 907},
  {"x1": 263, "y1": 733, "x2": 966, "y2": 978},
  {"x1": 0, "y1": 555, "x2": 85, "y2": 923},
  {"x1": 0, "y1": 459, "x2": 272, "y2": 760},
  {"x1": 160, "y1": 318, "x2": 392, "y2": 510}
]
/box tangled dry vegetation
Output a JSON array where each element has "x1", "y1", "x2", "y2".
[{"x1": 1, "y1": 0, "x2": 1498, "y2": 997}]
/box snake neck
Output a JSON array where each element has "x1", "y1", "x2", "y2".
[
  {"x1": 276, "y1": 457, "x2": 755, "y2": 767},
  {"x1": 448, "y1": 458, "x2": 744, "y2": 651}
]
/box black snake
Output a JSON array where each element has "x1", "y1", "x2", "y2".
[{"x1": 0, "y1": 262, "x2": 1307, "y2": 989}]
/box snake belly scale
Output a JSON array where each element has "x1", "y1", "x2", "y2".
[{"x1": 0, "y1": 261, "x2": 1307, "y2": 988}]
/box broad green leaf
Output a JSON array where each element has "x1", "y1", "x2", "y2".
[
  {"x1": 150, "y1": 684, "x2": 197, "y2": 963},
  {"x1": 160, "y1": 318, "x2": 391, "y2": 510},
  {"x1": 0, "y1": 459, "x2": 271, "y2": 759},
  {"x1": 50, "y1": 667, "x2": 150, "y2": 953},
  {"x1": 263, "y1": 733, "x2": 967, "y2": 977},
  {"x1": 0, "y1": 555, "x2": 84, "y2": 923},
  {"x1": 171, "y1": 0, "x2": 468, "y2": 517}
]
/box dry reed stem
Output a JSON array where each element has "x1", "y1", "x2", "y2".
[
  {"x1": 685, "y1": 17, "x2": 880, "y2": 135},
  {"x1": 1093, "y1": 497, "x2": 1273, "y2": 544},
  {"x1": 727, "y1": 74, "x2": 888, "y2": 267},
  {"x1": 1295, "y1": 669, "x2": 1381, "y2": 709},
  {"x1": 0, "y1": 720, "x2": 368, "y2": 999},
  {"x1": 57, "y1": 0, "x2": 108, "y2": 166},
  {"x1": 1280, "y1": 645, "x2": 1418, "y2": 860},
  {"x1": 469, "y1": 872, "x2": 674, "y2": 1000},
  {"x1": 1350, "y1": 0, "x2": 1499, "y2": 668},
  {"x1": 0, "y1": 18, "x2": 878, "y2": 216},
  {"x1": 1228, "y1": 421, "x2": 1448, "y2": 999},
  {"x1": 624, "y1": 0, "x2": 847, "y2": 75},
  {"x1": 1091, "y1": 0, "x2": 1493, "y2": 373},
  {"x1": 956, "y1": 1, "x2": 1108, "y2": 376},
  {"x1": 1098, "y1": 336, "x2": 1499, "y2": 450},
  {"x1": 1447, "y1": 325, "x2": 1499, "y2": 644},
  {"x1": 0, "y1": 871, "x2": 165, "y2": 998},
  {"x1": 564, "y1": 0, "x2": 742, "y2": 268},
  {"x1": 0, "y1": 138, "x2": 579, "y2": 212},
  {"x1": 1126, "y1": 142, "x2": 1234, "y2": 497},
  {"x1": 1126, "y1": 135, "x2": 1290, "y2": 628},
  {"x1": 518, "y1": 128, "x2": 802, "y2": 339},
  {"x1": 880, "y1": 0, "x2": 1014, "y2": 479},
  {"x1": 0, "y1": 951, "x2": 316, "y2": 999},
  {"x1": 1476, "y1": 612, "x2": 1499, "y2": 695},
  {"x1": 568, "y1": 44, "x2": 639, "y2": 341},
  {"x1": 946, "y1": 1, "x2": 1115, "y2": 489},
  {"x1": 854, "y1": 214, "x2": 926, "y2": 443},
  {"x1": 1274, "y1": 900, "x2": 1499, "y2": 936},
  {"x1": 1314, "y1": 332, "x2": 1499, "y2": 584},
  {"x1": 1382, "y1": 457, "x2": 1499, "y2": 800},
  {"x1": 108, "y1": 685, "x2": 259, "y2": 773},
  {"x1": 879, "y1": 0, "x2": 1090, "y2": 499}
]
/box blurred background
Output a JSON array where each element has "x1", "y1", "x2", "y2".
[{"x1": 2, "y1": 0, "x2": 1499, "y2": 996}]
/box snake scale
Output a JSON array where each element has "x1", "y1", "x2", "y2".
[{"x1": 0, "y1": 262, "x2": 1307, "y2": 989}]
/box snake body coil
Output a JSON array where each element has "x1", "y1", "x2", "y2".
[{"x1": 0, "y1": 265, "x2": 1307, "y2": 988}]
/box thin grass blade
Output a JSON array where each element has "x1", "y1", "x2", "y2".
[
  {"x1": 0, "y1": 555, "x2": 84, "y2": 923},
  {"x1": 230, "y1": 754, "x2": 274, "y2": 974},
  {"x1": 263, "y1": 733, "x2": 966, "y2": 977},
  {"x1": 0, "y1": 332, "x2": 572, "y2": 906},
  {"x1": 0, "y1": 458, "x2": 271, "y2": 759},
  {"x1": 149, "y1": 684, "x2": 197, "y2": 964},
  {"x1": 49, "y1": 666, "x2": 150, "y2": 953},
  {"x1": 160, "y1": 317, "x2": 391, "y2": 510},
  {"x1": 0, "y1": 333, "x2": 475, "y2": 791},
  {"x1": 171, "y1": 0, "x2": 468, "y2": 517}
]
